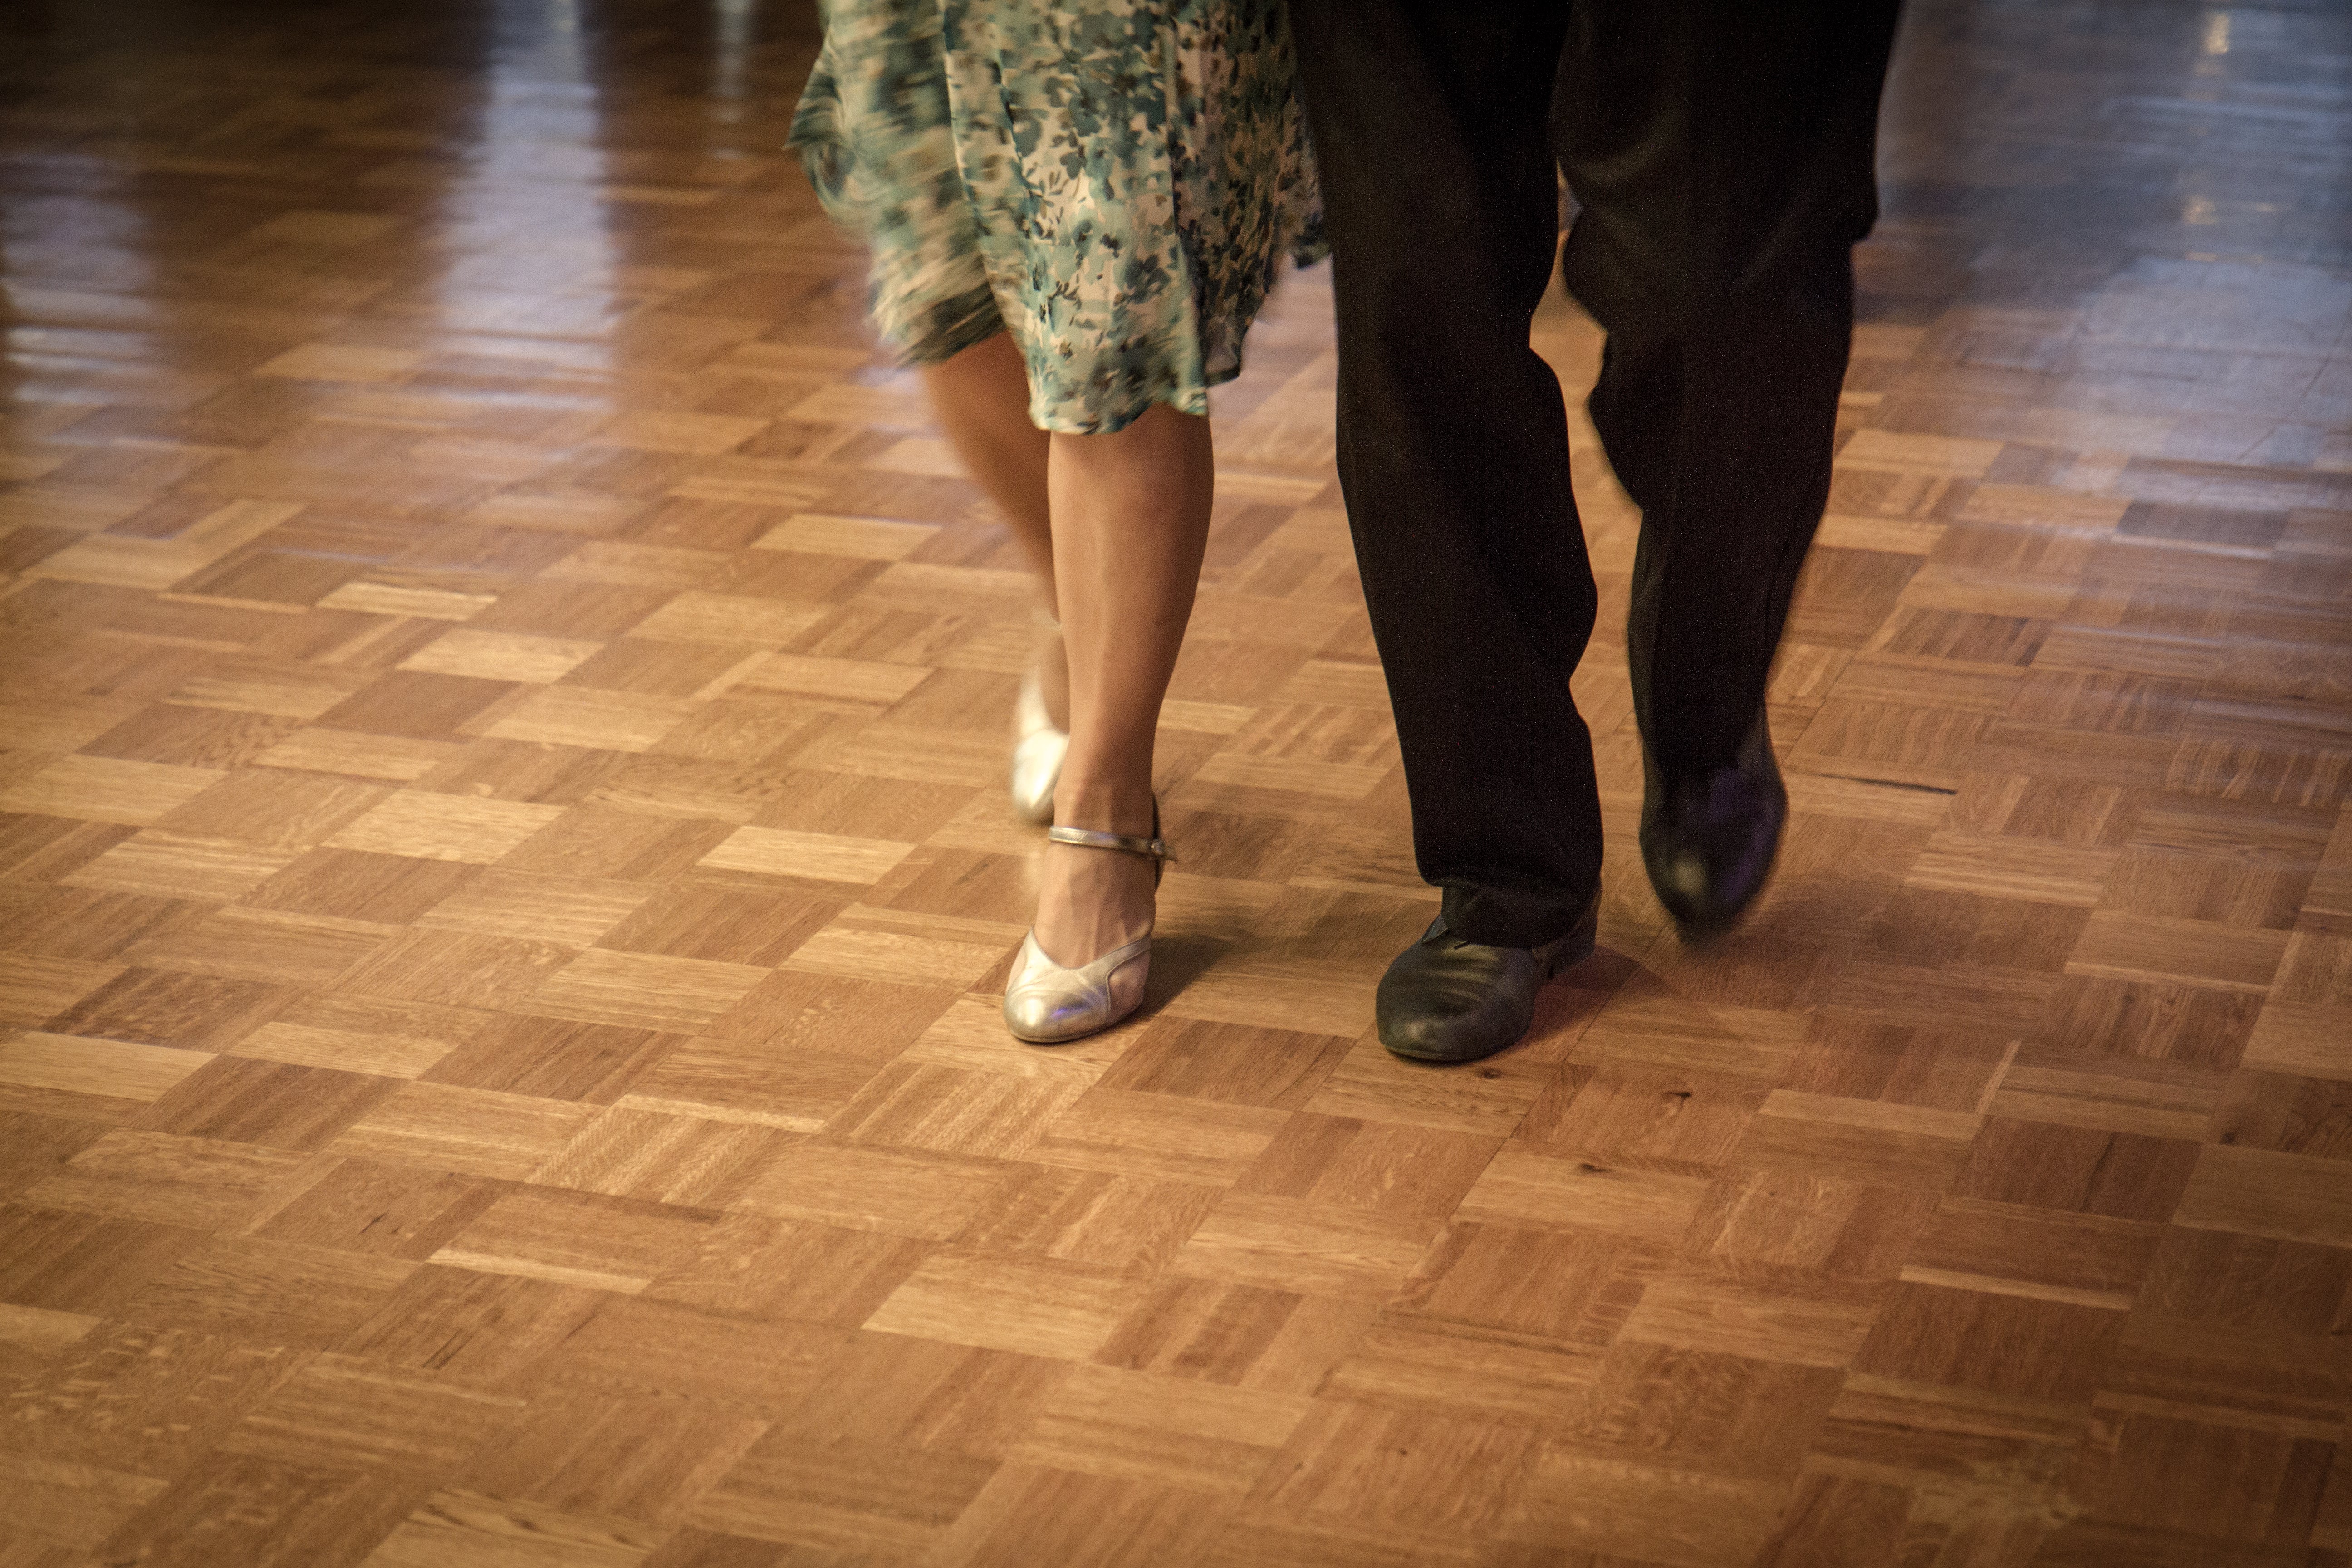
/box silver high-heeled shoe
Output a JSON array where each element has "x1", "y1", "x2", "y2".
[
  {"x1": 1009, "y1": 612, "x2": 1068, "y2": 826},
  {"x1": 1002, "y1": 820, "x2": 1173, "y2": 1044}
]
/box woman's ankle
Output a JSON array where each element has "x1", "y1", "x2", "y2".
[
  {"x1": 1051, "y1": 779, "x2": 1156, "y2": 836},
  {"x1": 1032, "y1": 836, "x2": 1157, "y2": 964}
]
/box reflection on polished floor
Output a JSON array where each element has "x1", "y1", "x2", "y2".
[{"x1": 2, "y1": 0, "x2": 2349, "y2": 1563}]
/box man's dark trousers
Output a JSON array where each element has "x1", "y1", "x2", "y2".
[{"x1": 1288, "y1": 2, "x2": 1902, "y2": 948}]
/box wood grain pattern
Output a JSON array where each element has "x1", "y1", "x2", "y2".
[{"x1": 2, "y1": 0, "x2": 2348, "y2": 1563}]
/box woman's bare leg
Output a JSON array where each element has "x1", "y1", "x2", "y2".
[
  {"x1": 1034, "y1": 402, "x2": 1215, "y2": 964},
  {"x1": 921, "y1": 337, "x2": 1212, "y2": 965},
  {"x1": 918, "y1": 332, "x2": 1065, "y2": 724}
]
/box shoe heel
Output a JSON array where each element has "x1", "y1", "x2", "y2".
[
  {"x1": 1009, "y1": 667, "x2": 1067, "y2": 826},
  {"x1": 1538, "y1": 902, "x2": 1600, "y2": 980}
]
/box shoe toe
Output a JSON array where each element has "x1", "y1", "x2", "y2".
[
  {"x1": 1003, "y1": 987, "x2": 1081, "y2": 1042},
  {"x1": 1644, "y1": 780, "x2": 1785, "y2": 934},
  {"x1": 1641, "y1": 717, "x2": 1788, "y2": 936},
  {"x1": 1376, "y1": 941, "x2": 1537, "y2": 1064},
  {"x1": 1002, "y1": 935, "x2": 1149, "y2": 1044},
  {"x1": 1657, "y1": 848, "x2": 1709, "y2": 903}
]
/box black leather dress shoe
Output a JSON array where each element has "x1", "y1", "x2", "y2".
[
  {"x1": 1376, "y1": 902, "x2": 1597, "y2": 1063},
  {"x1": 1640, "y1": 715, "x2": 1788, "y2": 937}
]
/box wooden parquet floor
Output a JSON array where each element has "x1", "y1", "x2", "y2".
[{"x1": 2, "y1": 0, "x2": 2349, "y2": 1564}]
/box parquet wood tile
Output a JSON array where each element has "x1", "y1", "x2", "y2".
[{"x1": 3, "y1": 0, "x2": 2349, "y2": 1563}]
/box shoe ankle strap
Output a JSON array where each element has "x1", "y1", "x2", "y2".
[{"x1": 1046, "y1": 824, "x2": 1174, "y2": 862}]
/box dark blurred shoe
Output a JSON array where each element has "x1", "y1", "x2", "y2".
[
  {"x1": 1376, "y1": 899, "x2": 1597, "y2": 1063},
  {"x1": 1641, "y1": 714, "x2": 1787, "y2": 937}
]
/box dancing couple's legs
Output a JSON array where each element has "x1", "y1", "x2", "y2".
[{"x1": 920, "y1": 333, "x2": 1213, "y2": 969}]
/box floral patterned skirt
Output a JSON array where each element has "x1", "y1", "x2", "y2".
[{"x1": 789, "y1": 0, "x2": 1324, "y2": 434}]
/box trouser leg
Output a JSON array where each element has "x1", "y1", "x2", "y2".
[
  {"x1": 1555, "y1": 1, "x2": 1901, "y2": 776},
  {"x1": 1289, "y1": 0, "x2": 1599, "y2": 949}
]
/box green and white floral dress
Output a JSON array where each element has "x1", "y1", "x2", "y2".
[{"x1": 790, "y1": 0, "x2": 1324, "y2": 434}]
